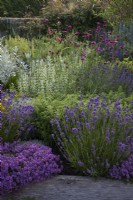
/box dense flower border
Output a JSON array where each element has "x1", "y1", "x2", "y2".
[{"x1": 0, "y1": 142, "x2": 63, "y2": 195}]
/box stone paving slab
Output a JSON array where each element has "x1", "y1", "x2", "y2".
[{"x1": 1, "y1": 175, "x2": 133, "y2": 200}]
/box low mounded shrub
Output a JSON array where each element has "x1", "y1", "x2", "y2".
[{"x1": 0, "y1": 141, "x2": 63, "y2": 195}]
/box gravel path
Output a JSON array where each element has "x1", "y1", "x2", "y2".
[{"x1": 1, "y1": 175, "x2": 133, "y2": 200}]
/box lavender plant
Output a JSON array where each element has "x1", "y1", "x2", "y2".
[
  {"x1": 51, "y1": 97, "x2": 133, "y2": 178},
  {"x1": 0, "y1": 141, "x2": 63, "y2": 195},
  {"x1": 0, "y1": 84, "x2": 34, "y2": 143},
  {"x1": 78, "y1": 63, "x2": 133, "y2": 96}
]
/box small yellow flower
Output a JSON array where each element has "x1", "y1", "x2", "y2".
[
  {"x1": 0, "y1": 103, "x2": 5, "y2": 111},
  {"x1": 15, "y1": 93, "x2": 21, "y2": 98}
]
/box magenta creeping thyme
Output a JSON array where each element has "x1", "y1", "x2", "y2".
[{"x1": 0, "y1": 142, "x2": 63, "y2": 195}]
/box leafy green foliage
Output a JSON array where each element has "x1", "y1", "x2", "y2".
[
  {"x1": 31, "y1": 89, "x2": 133, "y2": 147},
  {"x1": 0, "y1": 74, "x2": 18, "y2": 91},
  {"x1": 100, "y1": 0, "x2": 133, "y2": 24},
  {"x1": 1, "y1": 11, "x2": 133, "y2": 180},
  {"x1": 0, "y1": 0, "x2": 44, "y2": 17},
  {"x1": 0, "y1": 0, "x2": 106, "y2": 37},
  {"x1": 31, "y1": 94, "x2": 80, "y2": 146}
]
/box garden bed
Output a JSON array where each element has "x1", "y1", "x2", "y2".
[{"x1": 0, "y1": 13, "x2": 133, "y2": 197}]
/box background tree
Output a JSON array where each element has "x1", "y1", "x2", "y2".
[{"x1": 99, "y1": 0, "x2": 133, "y2": 25}]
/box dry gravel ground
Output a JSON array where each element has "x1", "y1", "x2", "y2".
[{"x1": 1, "y1": 175, "x2": 133, "y2": 200}]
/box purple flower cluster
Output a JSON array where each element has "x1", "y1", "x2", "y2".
[
  {"x1": 91, "y1": 22, "x2": 132, "y2": 61},
  {"x1": 79, "y1": 64, "x2": 133, "y2": 95},
  {"x1": 43, "y1": 20, "x2": 132, "y2": 62},
  {"x1": 43, "y1": 18, "x2": 49, "y2": 25},
  {"x1": 0, "y1": 142, "x2": 63, "y2": 195},
  {"x1": 51, "y1": 97, "x2": 133, "y2": 178},
  {"x1": 81, "y1": 50, "x2": 87, "y2": 62},
  {"x1": 0, "y1": 84, "x2": 34, "y2": 143},
  {"x1": 76, "y1": 21, "x2": 132, "y2": 61},
  {"x1": 109, "y1": 154, "x2": 133, "y2": 180}
]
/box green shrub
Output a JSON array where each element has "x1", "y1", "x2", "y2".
[
  {"x1": 100, "y1": 0, "x2": 133, "y2": 25},
  {"x1": 41, "y1": 0, "x2": 104, "y2": 32},
  {"x1": 0, "y1": 0, "x2": 44, "y2": 17},
  {"x1": 31, "y1": 94, "x2": 80, "y2": 146},
  {"x1": 5, "y1": 35, "x2": 32, "y2": 60},
  {"x1": 0, "y1": 74, "x2": 18, "y2": 91},
  {"x1": 0, "y1": 0, "x2": 106, "y2": 37},
  {"x1": 30, "y1": 90, "x2": 133, "y2": 147},
  {"x1": 5, "y1": 35, "x2": 82, "y2": 61}
]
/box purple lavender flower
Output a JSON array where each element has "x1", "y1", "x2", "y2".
[
  {"x1": 86, "y1": 122, "x2": 90, "y2": 129},
  {"x1": 118, "y1": 142, "x2": 127, "y2": 152},
  {"x1": 72, "y1": 128, "x2": 78, "y2": 134},
  {"x1": 81, "y1": 111, "x2": 85, "y2": 117},
  {"x1": 78, "y1": 161, "x2": 84, "y2": 167},
  {"x1": 87, "y1": 169, "x2": 91, "y2": 175}
]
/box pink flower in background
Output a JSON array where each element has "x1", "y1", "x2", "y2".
[
  {"x1": 91, "y1": 41, "x2": 96, "y2": 45},
  {"x1": 43, "y1": 18, "x2": 49, "y2": 24},
  {"x1": 97, "y1": 47, "x2": 102, "y2": 53},
  {"x1": 66, "y1": 25, "x2": 73, "y2": 30}
]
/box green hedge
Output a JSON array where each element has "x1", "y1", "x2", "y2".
[
  {"x1": 0, "y1": 0, "x2": 44, "y2": 17},
  {"x1": 0, "y1": 2, "x2": 109, "y2": 38}
]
